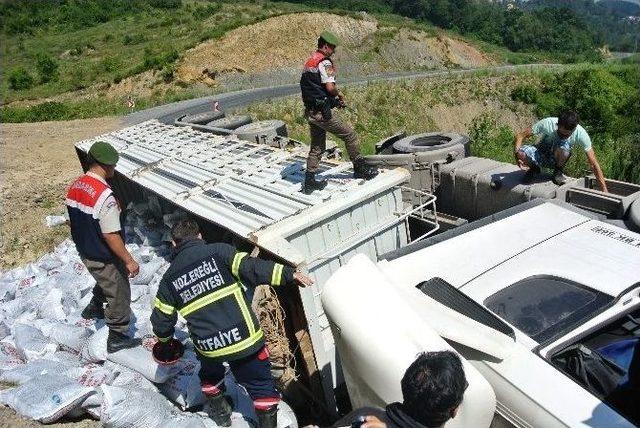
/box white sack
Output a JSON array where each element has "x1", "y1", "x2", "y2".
[
  {"x1": 13, "y1": 323, "x2": 57, "y2": 361},
  {"x1": 0, "y1": 321, "x2": 9, "y2": 340},
  {"x1": 0, "y1": 358, "x2": 79, "y2": 384},
  {"x1": 131, "y1": 257, "x2": 165, "y2": 286},
  {"x1": 0, "y1": 341, "x2": 26, "y2": 370},
  {"x1": 35, "y1": 319, "x2": 92, "y2": 352},
  {"x1": 37, "y1": 252, "x2": 64, "y2": 271},
  {"x1": 100, "y1": 385, "x2": 176, "y2": 428},
  {"x1": 159, "y1": 353, "x2": 205, "y2": 410},
  {"x1": 0, "y1": 374, "x2": 95, "y2": 423},
  {"x1": 106, "y1": 334, "x2": 181, "y2": 383},
  {"x1": 104, "y1": 361, "x2": 159, "y2": 392},
  {"x1": 38, "y1": 287, "x2": 67, "y2": 321}
]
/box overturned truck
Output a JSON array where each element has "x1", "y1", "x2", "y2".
[{"x1": 74, "y1": 116, "x2": 640, "y2": 426}]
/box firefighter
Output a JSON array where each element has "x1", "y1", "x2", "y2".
[
  {"x1": 150, "y1": 218, "x2": 313, "y2": 428},
  {"x1": 66, "y1": 141, "x2": 140, "y2": 353},
  {"x1": 300, "y1": 30, "x2": 378, "y2": 194}
]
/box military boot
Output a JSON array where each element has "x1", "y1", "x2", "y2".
[
  {"x1": 81, "y1": 298, "x2": 105, "y2": 320},
  {"x1": 353, "y1": 157, "x2": 378, "y2": 180},
  {"x1": 256, "y1": 404, "x2": 278, "y2": 428},
  {"x1": 106, "y1": 330, "x2": 139, "y2": 353},
  {"x1": 204, "y1": 390, "x2": 232, "y2": 427},
  {"x1": 303, "y1": 171, "x2": 327, "y2": 194}
]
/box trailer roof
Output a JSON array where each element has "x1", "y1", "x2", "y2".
[{"x1": 75, "y1": 120, "x2": 410, "y2": 265}]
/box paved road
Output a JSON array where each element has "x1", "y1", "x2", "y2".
[{"x1": 122, "y1": 64, "x2": 563, "y2": 126}]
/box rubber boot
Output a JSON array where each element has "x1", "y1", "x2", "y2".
[
  {"x1": 205, "y1": 390, "x2": 232, "y2": 427},
  {"x1": 552, "y1": 167, "x2": 568, "y2": 186},
  {"x1": 521, "y1": 164, "x2": 540, "y2": 184},
  {"x1": 353, "y1": 157, "x2": 378, "y2": 180},
  {"x1": 81, "y1": 298, "x2": 105, "y2": 320},
  {"x1": 256, "y1": 404, "x2": 278, "y2": 428},
  {"x1": 303, "y1": 171, "x2": 327, "y2": 194},
  {"x1": 106, "y1": 330, "x2": 139, "y2": 353}
]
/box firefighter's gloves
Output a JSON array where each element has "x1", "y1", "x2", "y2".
[
  {"x1": 152, "y1": 338, "x2": 185, "y2": 365},
  {"x1": 292, "y1": 271, "x2": 314, "y2": 288}
]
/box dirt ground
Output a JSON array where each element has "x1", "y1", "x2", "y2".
[{"x1": 0, "y1": 117, "x2": 122, "y2": 270}]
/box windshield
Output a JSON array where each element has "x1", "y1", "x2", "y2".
[{"x1": 484, "y1": 276, "x2": 614, "y2": 343}]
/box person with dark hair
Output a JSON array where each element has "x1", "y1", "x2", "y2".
[
  {"x1": 514, "y1": 111, "x2": 608, "y2": 191},
  {"x1": 330, "y1": 351, "x2": 468, "y2": 428},
  {"x1": 300, "y1": 30, "x2": 378, "y2": 194},
  {"x1": 150, "y1": 218, "x2": 314, "y2": 428},
  {"x1": 66, "y1": 141, "x2": 140, "y2": 353}
]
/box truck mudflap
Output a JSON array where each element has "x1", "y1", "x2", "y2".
[{"x1": 321, "y1": 254, "x2": 498, "y2": 428}]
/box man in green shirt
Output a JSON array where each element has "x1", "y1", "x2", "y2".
[{"x1": 514, "y1": 111, "x2": 608, "y2": 192}]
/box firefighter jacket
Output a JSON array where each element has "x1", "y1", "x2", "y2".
[
  {"x1": 300, "y1": 51, "x2": 334, "y2": 111},
  {"x1": 65, "y1": 174, "x2": 123, "y2": 262},
  {"x1": 151, "y1": 238, "x2": 295, "y2": 362}
]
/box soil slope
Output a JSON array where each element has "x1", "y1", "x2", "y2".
[
  {"x1": 0, "y1": 117, "x2": 121, "y2": 269},
  {"x1": 177, "y1": 12, "x2": 494, "y2": 84}
]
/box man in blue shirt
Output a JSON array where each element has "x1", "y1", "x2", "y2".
[{"x1": 514, "y1": 111, "x2": 608, "y2": 192}]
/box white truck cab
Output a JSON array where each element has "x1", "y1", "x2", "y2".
[{"x1": 322, "y1": 201, "x2": 640, "y2": 427}]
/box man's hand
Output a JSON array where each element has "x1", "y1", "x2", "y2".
[
  {"x1": 126, "y1": 259, "x2": 140, "y2": 278},
  {"x1": 515, "y1": 150, "x2": 526, "y2": 170},
  {"x1": 293, "y1": 271, "x2": 314, "y2": 288},
  {"x1": 362, "y1": 416, "x2": 387, "y2": 428},
  {"x1": 337, "y1": 93, "x2": 346, "y2": 108},
  {"x1": 103, "y1": 232, "x2": 140, "y2": 278}
]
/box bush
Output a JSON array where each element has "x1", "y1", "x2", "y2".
[
  {"x1": 35, "y1": 54, "x2": 59, "y2": 83},
  {"x1": 469, "y1": 113, "x2": 515, "y2": 163},
  {"x1": 510, "y1": 84, "x2": 539, "y2": 104},
  {"x1": 0, "y1": 101, "x2": 69, "y2": 122},
  {"x1": 537, "y1": 68, "x2": 634, "y2": 135},
  {"x1": 8, "y1": 67, "x2": 35, "y2": 90}
]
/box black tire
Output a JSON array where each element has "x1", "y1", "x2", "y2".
[
  {"x1": 180, "y1": 110, "x2": 225, "y2": 125},
  {"x1": 235, "y1": 120, "x2": 288, "y2": 142},
  {"x1": 393, "y1": 132, "x2": 469, "y2": 154},
  {"x1": 206, "y1": 115, "x2": 253, "y2": 130},
  {"x1": 628, "y1": 197, "x2": 640, "y2": 232}
]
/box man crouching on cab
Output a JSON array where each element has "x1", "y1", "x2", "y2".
[{"x1": 150, "y1": 218, "x2": 313, "y2": 427}]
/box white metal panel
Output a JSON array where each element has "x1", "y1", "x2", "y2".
[
  {"x1": 377, "y1": 202, "x2": 591, "y2": 290},
  {"x1": 75, "y1": 120, "x2": 422, "y2": 413}
]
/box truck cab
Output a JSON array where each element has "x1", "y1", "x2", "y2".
[{"x1": 322, "y1": 201, "x2": 640, "y2": 427}]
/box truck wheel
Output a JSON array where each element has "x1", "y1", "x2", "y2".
[
  {"x1": 180, "y1": 110, "x2": 225, "y2": 125},
  {"x1": 628, "y1": 197, "x2": 640, "y2": 232},
  {"x1": 393, "y1": 133, "x2": 469, "y2": 154},
  {"x1": 206, "y1": 115, "x2": 253, "y2": 130},
  {"x1": 235, "y1": 120, "x2": 288, "y2": 143}
]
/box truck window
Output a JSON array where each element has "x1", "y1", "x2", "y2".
[{"x1": 484, "y1": 276, "x2": 613, "y2": 343}]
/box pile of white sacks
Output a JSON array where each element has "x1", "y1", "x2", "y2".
[{"x1": 0, "y1": 198, "x2": 297, "y2": 428}]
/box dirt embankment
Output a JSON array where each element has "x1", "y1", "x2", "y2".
[
  {"x1": 5, "y1": 12, "x2": 495, "y2": 110},
  {"x1": 177, "y1": 12, "x2": 494, "y2": 85},
  {"x1": 0, "y1": 117, "x2": 122, "y2": 269}
]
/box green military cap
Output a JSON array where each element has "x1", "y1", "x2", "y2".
[
  {"x1": 319, "y1": 30, "x2": 340, "y2": 47},
  {"x1": 89, "y1": 141, "x2": 119, "y2": 166}
]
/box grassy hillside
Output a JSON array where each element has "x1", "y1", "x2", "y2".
[
  {"x1": 240, "y1": 63, "x2": 640, "y2": 184},
  {"x1": 0, "y1": 1, "x2": 312, "y2": 103},
  {"x1": 0, "y1": 0, "x2": 581, "y2": 123}
]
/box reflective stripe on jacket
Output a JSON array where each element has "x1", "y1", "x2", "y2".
[
  {"x1": 151, "y1": 238, "x2": 294, "y2": 362},
  {"x1": 65, "y1": 174, "x2": 121, "y2": 262}
]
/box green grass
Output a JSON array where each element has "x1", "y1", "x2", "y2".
[
  {"x1": 0, "y1": 1, "x2": 312, "y2": 103},
  {"x1": 241, "y1": 71, "x2": 539, "y2": 154},
  {"x1": 240, "y1": 64, "x2": 640, "y2": 184}
]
